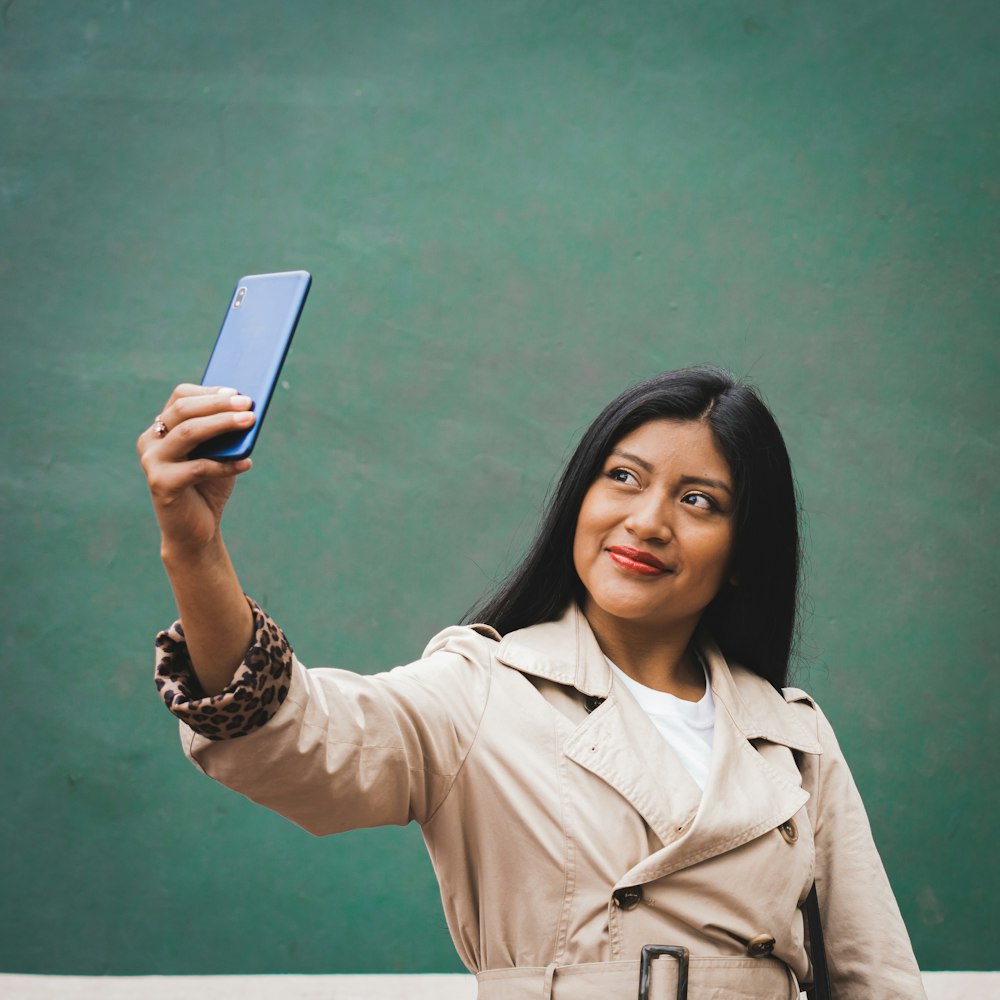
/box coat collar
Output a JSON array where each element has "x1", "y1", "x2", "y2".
[
  {"x1": 496, "y1": 604, "x2": 822, "y2": 880},
  {"x1": 495, "y1": 602, "x2": 612, "y2": 698},
  {"x1": 495, "y1": 603, "x2": 821, "y2": 755}
]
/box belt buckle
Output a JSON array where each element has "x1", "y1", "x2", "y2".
[{"x1": 638, "y1": 944, "x2": 689, "y2": 1000}]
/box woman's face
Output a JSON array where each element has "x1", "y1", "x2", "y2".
[{"x1": 573, "y1": 418, "x2": 736, "y2": 641}]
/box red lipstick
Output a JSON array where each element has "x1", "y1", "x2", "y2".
[{"x1": 606, "y1": 546, "x2": 670, "y2": 576}]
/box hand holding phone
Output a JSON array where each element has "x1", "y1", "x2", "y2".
[{"x1": 191, "y1": 270, "x2": 312, "y2": 461}]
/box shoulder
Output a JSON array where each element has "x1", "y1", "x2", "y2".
[
  {"x1": 780, "y1": 685, "x2": 821, "y2": 743},
  {"x1": 419, "y1": 622, "x2": 502, "y2": 664},
  {"x1": 780, "y1": 685, "x2": 846, "y2": 752},
  {"x1": 781, "y1": 685, "x2": 815, "y2": 707},
  {"x1": 717, "y1": 659, "x2": 824, "y2": 753},
  {"x1": 782, "y1": 687, "x2": 846, "y2": 767}
]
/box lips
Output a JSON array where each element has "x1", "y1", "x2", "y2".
[{"x1": 606, "y1": 545, "x2": 672, "y2": 576}]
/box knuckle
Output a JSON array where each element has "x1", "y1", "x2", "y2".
[
  {"x1": 167, "y1": 382, "x2": 199, "y2": 405},
  {"x1": 201, "y1": 458, "x2": 232, "y2": 477},
  {"x1": 173, "y1": 421, "x2": 197, "y2": 443},
  {"x1": 146, "y1": 471, "x2": 168, "y2": 495}
]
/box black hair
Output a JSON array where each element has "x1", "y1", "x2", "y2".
[{"x1": 462, "y1": 365, "x2": 801, "y2": 690}]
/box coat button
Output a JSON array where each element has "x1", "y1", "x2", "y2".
[
  {"x1": 612, "y1": 886, "x2": 643, "y2": 910},
  {"x1": 585, "y1": 695, "x2": 606, "y2": 713},
  {"x1": 746, "y1": 933, "x2": 776, "y2": 957},
  {"x1": 778, "y1": 819, "x2": 798, "y2": 845}
]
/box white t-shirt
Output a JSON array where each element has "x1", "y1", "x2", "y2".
[{"x1": 606, "y1": 655, "x2": 716, "y2": 791}]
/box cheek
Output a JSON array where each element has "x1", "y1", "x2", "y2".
[
  {"x1": 688, "y1": 525, "x2": 736, "y2": 584},
  {"x1": 572, "y1": 491, "x2": 604, "y2": 571},
  {"x1": 706, "y1": 529, "x2": 737, "y2": 581}
]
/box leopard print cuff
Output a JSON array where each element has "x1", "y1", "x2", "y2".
[{"x1": 154, "y1": 597, "x2": 293, "y2": 741}]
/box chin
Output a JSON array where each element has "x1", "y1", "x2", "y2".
[{"x1": 587, "y1": 596, "x2": 670, "y2": 627}]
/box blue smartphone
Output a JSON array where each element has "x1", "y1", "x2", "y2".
[{"x1": 191, "y1": 270, "x2": 311, "y2": 461}]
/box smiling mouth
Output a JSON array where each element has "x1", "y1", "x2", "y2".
[{"x1": 606, "y1": 546, "x2": 673, "y2": 576}]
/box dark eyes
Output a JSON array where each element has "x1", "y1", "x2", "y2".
[
  {"x1": 603, "y1": 467, "x2": 721, "y2": 512},
  {"x1": 605, "y1": 468, "x2": 638, "y2": 485},
  {"x1": 681, "y1": 492, "x2": 717, "y2": 511}
]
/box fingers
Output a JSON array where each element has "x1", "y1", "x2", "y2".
[
  {"x1": 160, "y1": 409, "x2": 257, "y2": 462},
  {"x1": 139, "y1": 409, "x2": 256, "y2": 468},
  {"x1": 163, "y1": 382, "x2": 238, "y2": 409},
  {"x1": 138, "y1": 386, "x2": 255, "y2": 456},
  {"x1": 161, "y1": 385, "x2": 253, "y2": 431},
  {"x1": 145, "y1": 455, "x2": 253, "y2": 500}
]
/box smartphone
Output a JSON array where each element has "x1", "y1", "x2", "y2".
[{"x1": 190, "y1": 270, "x2": 311, "y2": 461}]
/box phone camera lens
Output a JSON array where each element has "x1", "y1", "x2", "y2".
[{"x1": 234, "y1": 287, "x2": 247, "y2": 308}]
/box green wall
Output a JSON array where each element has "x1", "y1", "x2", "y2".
[{"x1": 2, "y1": 0, "x2": 996, "y2": 975}]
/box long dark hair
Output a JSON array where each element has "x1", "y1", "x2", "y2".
[{"x1": 463, "y1": 365, "x2": 801, "y2": 689}]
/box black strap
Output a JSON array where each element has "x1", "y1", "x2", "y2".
[{"x1": 804, "y1": 882, "x2": 832, "y2": 1000}]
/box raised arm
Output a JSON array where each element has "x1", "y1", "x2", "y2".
[{"x1": 137, "y1": 383, "x2": 258, "y2": 695}]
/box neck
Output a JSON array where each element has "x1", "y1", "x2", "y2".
[{"x1": 581, "y1": 602, "x2": 705, "y2": 700}]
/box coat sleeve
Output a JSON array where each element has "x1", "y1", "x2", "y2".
[
  {"x1": 156, "y1": 605, "x2": 495, "y2": 836},
  {"x1": 797, "y1": 700, "x2": 927, "y2": 1000}
]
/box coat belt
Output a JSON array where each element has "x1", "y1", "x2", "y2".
[{"x1": 476, "y1": 956, "x2": 799, "y2": 1000}]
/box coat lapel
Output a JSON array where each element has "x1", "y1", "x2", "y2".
[
  {"x1": 497, "y1": 605, "x2": 698, "y2": 847},
  {"x1": 562, "y1": 680, "x2": 704, "y2": 849},
  {"x1": 497, "y1": 607, "x2": 824, "y2": 886}
]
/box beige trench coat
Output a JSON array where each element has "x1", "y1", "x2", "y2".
[{"x1": 179, "y1": 604, "x2": 925, "y2": 999}]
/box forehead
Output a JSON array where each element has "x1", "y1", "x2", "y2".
[{"x1": 611, "y1": 419, "x2": 731, "y2": 479}]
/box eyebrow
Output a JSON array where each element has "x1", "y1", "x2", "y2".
[
  {"x1": 609, "y1": 449, "x2": 734, "y2": 496},
  {"x1": 679, "y1": 474, "x2": 734, "y2": 496},
  {"x1": 610, "y1": 448, "x2": 654, "y2": 472}
]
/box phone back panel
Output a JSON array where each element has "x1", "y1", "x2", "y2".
[{"x1": 193, "y1": 270, "x2": 311, "y2": 461}]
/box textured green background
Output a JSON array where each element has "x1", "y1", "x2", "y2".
[{"x1": 2, "y1": 0, "x2": 997, "y2": 975}]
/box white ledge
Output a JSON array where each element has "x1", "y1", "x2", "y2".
[{"x1": 0, "y1": 972, "x2": 994, "y2": 1000}]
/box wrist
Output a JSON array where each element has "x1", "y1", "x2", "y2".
[{"x1": 160, "y1": 533, "x2": 227, "y2": 572}]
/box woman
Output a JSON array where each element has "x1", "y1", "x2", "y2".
[{"x1": 139, "y1": 366, "x2": 925, "y2": 999}]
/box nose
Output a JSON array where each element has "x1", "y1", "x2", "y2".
[{"x1": 623, "y1": 491, "x2": 673, "y2": 544}]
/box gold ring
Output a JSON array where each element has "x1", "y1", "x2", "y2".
[{"x1": 153, "y1": 417, "x2": 169, "y2": 438}]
